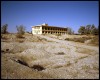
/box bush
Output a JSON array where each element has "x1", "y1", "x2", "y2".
[
  {"x1": 16, "y1": 25, "x2": 25, "y2": 39},
  {"x1": 16, "y1": 34, "x2": 24, "y2": 38},
  {"x1": 16, "y1": 25, "x2": 25, "y2": 35},
  {"x1": 89, "y1": 36, "x2": 99, "y2": 46},
  {"x1": 15, "y1": 39, "x2": 25, "y2": 43},
  {"x1": 1, "y1": 34, "x2": 8, "y2": 40},
  {"x1": 65, "y1": 38, "x2": 71, "y2": 41}
]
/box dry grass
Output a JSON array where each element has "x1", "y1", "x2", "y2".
[
  {"x1": 65, "y1": 35, "x2": 99, "y2": 46},
  {"x1": 15, "y1": 39, "x2": 25, "y2": 43},
  {"x1": 65, "y1": 37, "x2": 92, "y2": 43},
  {"x1": 82, "y1": 65, "x2": 91, "y2": 70},
  {"x1": 90, "y1": 36, "x2": 99, "y2": 46},
  {"x1": 78, "y1": 56, "x2": 88, "y2": 60},
  {"x1": 56, "y1": 34, "x2": 61, "y2": 36},
  {"x1": 16, "y1": 34, "x2": 25, "y2": 38},
  {"x1": 1, "y1": 34, "x2": 9, "y2": 40}
]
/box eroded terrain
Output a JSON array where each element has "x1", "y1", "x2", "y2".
[{"x1": 1, "y1": 34, "x2": 99, "y2": 79}]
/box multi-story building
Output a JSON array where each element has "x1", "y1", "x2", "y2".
[{"x1": 32, "y1": 23, "x2": 67, "y2": 35}]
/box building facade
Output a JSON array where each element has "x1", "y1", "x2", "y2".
[{"x1": 32, "y1": 23, "x2": 67, "y2": 35}]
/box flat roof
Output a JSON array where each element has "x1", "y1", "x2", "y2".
[{"x1": 32, "y1": 25, "x2": 67, "y2": 29}]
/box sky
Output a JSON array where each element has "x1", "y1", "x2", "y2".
[{"x1": 1, "y1": 1, "x2": 99, "y2": 33}]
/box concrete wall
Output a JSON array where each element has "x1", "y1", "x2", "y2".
[
  {"x1": 32, "y1": 25, "x2": 67, "y2": 35},
  {"x1": 32, "y1": 26, "x2": 42, "y2": 34}
]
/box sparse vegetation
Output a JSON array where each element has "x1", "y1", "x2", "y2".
[
  {"x1": 78, "y1": 56, "x2": 88, "y2": 59},
  {"x1": 1, "y1": 24, "x2": 8, "y2": 34},
  {"x1": 56, "y1": 34, "x2": 61, "y2": 36},
  {"x1": 64, "y1": 35, "x2": 99, "y2": 46},
  {"x1": 15, "y1": 39, "x2": 25, "y2": 43},
  {"x1": 1, "y1": 35, "x2": 8, "y2": 40},
  {"x1": 82, "y1": 65, "x2": 91, "y2": 70},
  {"x1": 67, "y1": 61, "x2": 71, "y2": 66},
  {"x1": 90, "y1": 36, "x2": 99, "y2": 46},
  {"x1": 16, "y1": 25, "x2": 25, "y2": 38},
  {"x1": 56, "y1": 52, "x2": 65, "y2": 55},
  {"x1": 16, "y1": 34, "x2": 25, "y2": 38},
  {"x1": 1, "y1": 31, "x2": 99, "y2": 79},
  {"x1": 78, "y1": 24, "x2": 99, "y2": 35},
  {"x1": 65, "y1": 37, "x2": 92, "y2": 43}
]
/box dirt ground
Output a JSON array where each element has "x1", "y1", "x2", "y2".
[{"x1": 1, "y1": 33, "x2": 99, "y2": 79}]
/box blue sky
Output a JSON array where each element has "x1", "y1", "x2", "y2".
[{"x1": 1, "y1": 1, "x2": 99, "y2": 33}]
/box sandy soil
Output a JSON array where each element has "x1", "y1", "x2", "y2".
[{"x1": 1, "y1": 34, "x2": 99, "y2": 79}]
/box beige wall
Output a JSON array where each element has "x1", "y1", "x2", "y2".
[{"x1": 32, "y1": 26, "x2": 42, "y2": 34}]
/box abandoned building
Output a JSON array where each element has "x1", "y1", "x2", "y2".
[{"x1": 32, "y1": 23, "x2": 67, "y2": 34}]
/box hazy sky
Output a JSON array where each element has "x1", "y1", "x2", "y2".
[{"x1": 1, "y1": 1, "x2": 99, "y2": 33}]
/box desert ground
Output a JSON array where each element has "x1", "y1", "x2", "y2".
[{"x1": 1, "y1": 33, "x2": 99, "y2": 79}]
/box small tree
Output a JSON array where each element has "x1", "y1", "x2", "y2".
[
  {"x1": 16, "y1": 25, "x2": 25, "y2": 38},
  {"x1": 91, "y1": 27, "x2": 99, "y2": 35},
  {"x1": 1, "y1": 24, "x2": 8, "y2": 34},
  {"x1": 90, "y1": 24, "x2": 99, "y2": 35},
  {"x1": 85, "y1": 25, "x2": 91, "y2": 34},
  {"x1": 78, "y1": 26, "x2": 85, "y2": 35},
  {"x1": 16, "y1": 25, "x2": 25, "y2": 35}
]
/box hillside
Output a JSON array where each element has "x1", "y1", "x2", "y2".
[{"x1": 1, "y1": 33, "x2": 99, "y2": 79}]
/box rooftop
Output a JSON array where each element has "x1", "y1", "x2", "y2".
[{"x1": 32, "y1": 23, "x2": 67, "y2": 29}]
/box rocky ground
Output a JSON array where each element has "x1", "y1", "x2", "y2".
[{"x1": 1, "y1": 33, "x2": 99, "y2": 79}]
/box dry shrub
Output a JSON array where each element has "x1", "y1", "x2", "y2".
[
  {"x1": 64, "y1": 61, "x2": 71, "y2": 67},
  {"x1": 56, "y1": 34, "x2": 61, "y2": 36},
  {"x1": 57, "y1": 52, "x2": 65, "y2": 55},
  {"x1": 78, "y1": 56, "x2": 88, "y2": 59},
  {"x1": 1, "y1": 35, "x2": 8, "y2": 40},
  {"x1": 65, "y1": 38, "x2": 70, "y2": 41},
  {"x1": 65, "y1": 37, "x2": 92, "y2": 43},
  {"x1": 74, "y1": 38, "x2": 85, "y2": 43},
  {"x1": 84, "y1": 36, "x2": 99, "y2": 46},
  {"x1": 40, "y1": 38, "x2": 47, "y2": 41},
  {"x1": 90, "y1": 36, "x2": 99, "y2": 46},
  {"x1": 16, "y1": 39, "x2": 24, "y2": 43},
  {"x1": 82, "y1": 65, "x2": 91, "y2": 70},
  {"x1": 16, "y1": 34, "x2": 24, "y2": 38},
  {"x1": 38, "y1": 37, "x2": 47, "y2": 41},
  {"x1": 1, "y1": 34, "x2": 9, "y2": 42}
]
